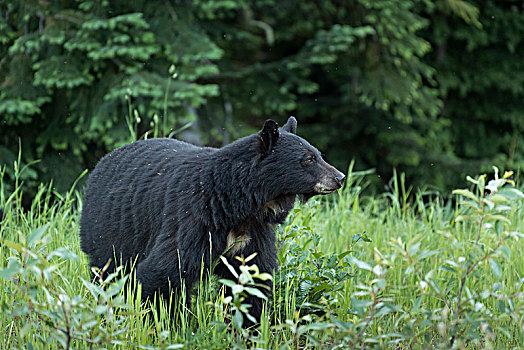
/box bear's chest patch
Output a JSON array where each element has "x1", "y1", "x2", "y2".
[
  {"x1": 225, "y1": 229, "x2": 250, "y2": 257},
  {"x1": 264, "y1": 199, "x2": 283, "y2": 215}
]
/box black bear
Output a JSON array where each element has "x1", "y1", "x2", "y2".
[{"x1": 80, "y1": 117, "x2": 345, "y2": 325}]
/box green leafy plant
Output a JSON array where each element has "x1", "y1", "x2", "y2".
[
  {"x1": 0, "y1": 227, "x2": 131, "y2": 349},
  {"x1": 272, "y1": 198, "x2": 405, "y2": 348},
  {"x1": 449, "y1": 168, "x2": 523, "y2": 346},
  {"x1": 217, "y1": 254, "x2": 272, "y2": 330},
  {"x1": 389, "y1": 167, "x2": 524, "y2": 347},
  {"x1": 276, "y1": 208, "x2": 362, "y2": 316}
]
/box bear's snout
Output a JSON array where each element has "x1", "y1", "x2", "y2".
[
  {"x1": 315, "y1": 163, "x2": 346, "y2": 194},
  {"x1": 314, "y1": 169, "x2": 345, "y2": 194}
]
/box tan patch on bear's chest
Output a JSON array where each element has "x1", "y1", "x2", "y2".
[
  {"x1": 264, "y1": 199, "x2": 282, "y2": 215},
  {"x1": 226, "y1": 229, "x2": 250, "y2": 257}
]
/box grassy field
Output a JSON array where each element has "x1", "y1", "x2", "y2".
[{"x1": 0, "y1": 164, "x2": 522, "y2": 349}]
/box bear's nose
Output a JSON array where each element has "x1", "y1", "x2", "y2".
[{"x1": 335, "y1": 173, "x2": 345, "y2": 185}]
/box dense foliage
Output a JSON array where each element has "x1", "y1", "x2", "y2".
[
  {"x1": 1, "y1": 0, "x2": 523, "y2": 197},
  {"x1": 1, "y1": 166, "x2": 523, "y2": 348},
  {"x1": 422, "y1": 0, "x2": 524, "y2": 188}
]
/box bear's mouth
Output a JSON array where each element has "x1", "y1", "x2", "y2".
[
  {"x1": 298, "y1": 184, "x2": 341, "y2": 203},
  {"x1": 313, "y1": 183, "x2": 339, "y2": 194}
]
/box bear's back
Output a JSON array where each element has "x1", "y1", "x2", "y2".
[{"x1": 79, "y1": 138, "x2": 215, "y2": 269}]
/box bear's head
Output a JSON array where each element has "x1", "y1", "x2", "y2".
[{"x1": 257, "y1": 117, "x2": 345, "y2": 202}]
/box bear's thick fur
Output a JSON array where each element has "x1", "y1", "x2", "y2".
[{"x1": 80, "y1": 117, "x2": 344, "y2": 325}]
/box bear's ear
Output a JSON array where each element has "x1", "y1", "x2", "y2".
[
  {"x1": 282, "y1": 116, "x2": 297, "y2": 134},
  {"x1": 258, "y1": 119, "x2": 279, "y2": 156}
]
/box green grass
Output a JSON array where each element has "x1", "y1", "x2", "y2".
[{"x1": 0, "y1": 164, "x2": 523, "y2": 349}]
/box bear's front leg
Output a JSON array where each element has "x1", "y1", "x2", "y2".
[{"x1": 214, "y1": 228, "x2": 278, "y2": 328}]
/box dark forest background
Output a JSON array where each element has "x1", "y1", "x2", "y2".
[{"x1": 1, "y1": 0, "x2": 523, "y2": 199}]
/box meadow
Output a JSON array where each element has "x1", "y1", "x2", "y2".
[{"x1": 0, "y1": 163, "x2": 522, "y2": 349}]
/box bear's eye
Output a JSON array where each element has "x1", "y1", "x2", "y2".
[{"x1": 304, "y1": 154, "x2": 316, "y2": 164}]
